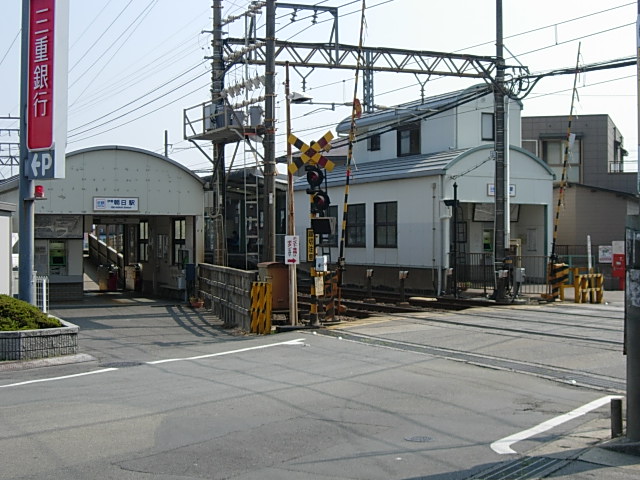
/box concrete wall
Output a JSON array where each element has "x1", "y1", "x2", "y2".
[{"x1": 556, "y1": 185, "x2": 633, "y2": 248}]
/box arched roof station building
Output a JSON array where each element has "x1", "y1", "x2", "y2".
[{"x1": 0, "y1": 146, "x2": 205, "y2": 301}]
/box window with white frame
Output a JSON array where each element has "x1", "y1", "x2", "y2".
[
  {"x1": 481, "y1": 112, "x2": 494, "y2": 141},
  {"x1": 138, "y1": 220, "x2": 149, "y2": 262},
  {"x1": 172, "y1": 218, "x2": 186, "y2": 265},
  {"x1": 541, "y1": 138, "x2": 581, "y2": 165}
]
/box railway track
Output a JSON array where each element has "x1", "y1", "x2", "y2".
[{"x1": 289, "y1": 286, "x2": 626, "y2": 394}]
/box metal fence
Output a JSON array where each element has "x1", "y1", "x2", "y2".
[
  {"x1": 34, "y1": 274, "x2": 49, "y2": 313},
  {"x1": 197, "y1": 263, "x2": 258, "y2": 331},
  {"x1": 454, "y1": 253, "x2": 572, "y2": 296}
]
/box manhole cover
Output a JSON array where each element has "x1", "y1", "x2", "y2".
[{"x1": 404, "y1": 435, "x2": 433, "y2": 443}]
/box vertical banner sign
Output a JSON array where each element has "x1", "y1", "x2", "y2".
[
  {"x1": 637, "y1": 12, "x2": 640, "y2": 193},
  {"x1": 26, "y1": 0, "x2": 69, "y2": 179},
  {"x1": 306, "y1": 228, "x2": 315, "y2": 262},
  {"x1": 284, "y1": 235, "x2": 300, "y2": 264},
  {"x1": 27, "y1": 0, "x2": 55, "y2": 151}
]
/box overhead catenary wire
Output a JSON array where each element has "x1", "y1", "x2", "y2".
[
  {"x1": 68, "y1": 82, "x2": 209, "y2": 143},
  {"x1": 68, "y1": 0, "x2": 136, "y2": 74},
  {"x1": 54, "y1": 0, "x2": 636, "y2": 172},
  {"x1": 69, "y1": 61, "x2": 210, "y2": 134},
  {"x1": 0, "y1": 29, "x2": 20, "y2": 70},
  {"x1": 70, "y1": 32, "x2": 206, "y2": 113},
  {"x1": 69, "y1": 0, "x2": 159, "y2": 107}
]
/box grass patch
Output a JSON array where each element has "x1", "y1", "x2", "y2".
[{"x1": 0, "y1": 294, "x2": 62, "y2": 331}]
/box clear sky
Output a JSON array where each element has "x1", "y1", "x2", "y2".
[{"x1": 0, "y1": 1, "x2": 636, "y2": 178}]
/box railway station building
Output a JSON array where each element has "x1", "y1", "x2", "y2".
[{"x1": 0, "y1": 146, "x2": 206, "y2": 301}]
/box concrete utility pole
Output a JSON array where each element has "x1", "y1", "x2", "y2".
[
  {"x1": 493, "y1": 0, "x2": 508, "y2": 300},
  {"x1": 212, "y1": 0, "x2": 226, "y2": 265},
  {"x1": 262, "y1": 0, "x2": 277, "y2": 263},
  {"x1": 625, "y1": 0, "x2": 640, "y2": 441}
]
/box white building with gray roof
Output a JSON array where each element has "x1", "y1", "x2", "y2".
[{"x1": 294, "y1": 85, "x2": 555, "y2": 294}]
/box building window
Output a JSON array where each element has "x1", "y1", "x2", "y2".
[
  {"x1": 397, "y1": 122, "x2": 420, "y2": 156},
  {"x1": 325, "y1": 205, "x2": 339, "y2": 247},
  {"x1": 611, "y1": 138, "x2": 628, "y2": 173},
  {"x1": 541, "y1": 138, "x2": 581, "y2": 165},
  {"x1": 346, "y1": 203, "x2": 366, "y2": 247},
  {"x1": 138, "y1": 220, "x2": 149, "y2": 262},
  {"x1": 172, "y1": 218, "x2": 186, "y2": 265},
  {"x1": 481, "y1": 113, "x2": 494, "y2": 141},
  {"x1": 368, "y1": 133, "x2": 381, "y2": 151},
  {"x1": 374, "y1": 202, "x2": 397, "y2": 248}
]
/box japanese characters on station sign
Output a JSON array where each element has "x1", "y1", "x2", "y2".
[
  {"x1": 93, "y1": 197, "x2": 139, "y2": 212},
  {"x1": 284, "y1": 235, "x2": 300, "y2": 264},
  {"x1": 27, "y1": 0, "x2": 56, "y2": 151}
]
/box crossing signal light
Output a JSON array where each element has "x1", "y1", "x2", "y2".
[
  {"x1": 305, "y1": 165, "x2": 330, "y2": 215},
  {"x1": 311, "y1": 191, "x2": 330, "y2": 215},
  {"x1": 306, "y1": 165, "x2": 324, "y2": 189}
]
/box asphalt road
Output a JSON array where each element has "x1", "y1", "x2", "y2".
[{"x1": 0, "y1": 293, "x2": 637, "y2": 479}]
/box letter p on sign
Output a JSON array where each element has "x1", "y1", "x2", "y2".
[{"x1": 28, "y1": 151, "x2": 55, "y2": 179}]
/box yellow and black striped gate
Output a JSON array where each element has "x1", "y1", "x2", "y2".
[
  {"x1": 544, "y1": 262, "x2": 569, "y2": 301},
  {"x1": 250, "y1": 281, "x2": 272, "y2": 334}
]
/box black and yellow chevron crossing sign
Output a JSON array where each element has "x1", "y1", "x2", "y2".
[{"x1": 287, "y1": 131, "x2": 335, "y2": 174}]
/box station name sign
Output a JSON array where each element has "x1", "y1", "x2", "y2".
[{"x1": 93, "y1": 197, "x2": 139, "y2": 211}]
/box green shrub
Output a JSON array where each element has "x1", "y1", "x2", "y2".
[{"x1": 0, "y1": 295, "x2": 62, "y2": 331}]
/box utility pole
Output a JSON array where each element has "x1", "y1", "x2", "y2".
[
  {"x1": 284, "y1": 62, "x2": 298, "y2": 325},
  {"x1": 212, "y1": 0, "x2": 226, "y2": 266},
  {"x1": 625, "y1": 0, "x2": 640, "y2": 441},
  {"x1": 262, "y1": 0, "x2": 276, "y2": 262},
  {"x1": 493, "y1": 0, "x2": 507, "y2": 300}
]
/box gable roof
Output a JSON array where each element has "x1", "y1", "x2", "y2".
[
  {"x1": 336, "y1": 84, "x2": 493, "y2": 133},
  {"x1": 0, "y1": 145, "x2": 205, "y2": 194},
  {"x1": 294, "y1": 144, "x2": 554, "y2": 190}
]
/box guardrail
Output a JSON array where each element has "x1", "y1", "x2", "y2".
[{"x1": 197, "y1": 263, "x2": 258, "y2": 331}]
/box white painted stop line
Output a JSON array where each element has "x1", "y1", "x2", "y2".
[{"x1": 491, "y1": 395, "x2": 624, "y2": 454}]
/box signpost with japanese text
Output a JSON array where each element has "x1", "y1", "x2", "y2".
[
  {"x1": 284, "y1": 235, "x2": 300, "y2": 264},
  {"x1": 19, "y1": 0, "x2": 69, "y2": 302},
  {"x1": 25, "y1": 0, "x2": 69, "y2": 179}
]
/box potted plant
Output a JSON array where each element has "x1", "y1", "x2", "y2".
[{"x1": 189, "y1": 296, "x2": 204, "y2": 308}]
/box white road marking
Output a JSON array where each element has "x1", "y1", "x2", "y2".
[
  {"x1": 491, "y1": 395, "x2": 624, "y2": 454},
  {"x1": 0, "y1": 368, "x2": 118, "y2": 388},
  {"x1": 0, "y1": 338, "x2": 307, "y2": 389},
  {"x1": 146, "y1": 338, "x2": 306, "y2": 364}
]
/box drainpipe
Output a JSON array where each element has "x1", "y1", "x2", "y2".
[
  {"x1": 432, "y1": 182, "x2": 438, "y2": 294},
  {"x1": 440, "y1": 175, "x2": 451, "y2": 295}
]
